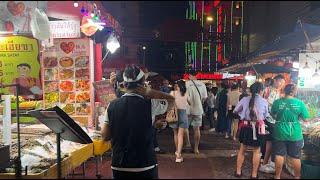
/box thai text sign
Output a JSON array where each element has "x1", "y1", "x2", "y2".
[
  {"x1": 0, "y1": 36, "x2": 42, "y2": 98},
  {"x1": 49, "y1": 20, "x2": 80, "y2": 39}
]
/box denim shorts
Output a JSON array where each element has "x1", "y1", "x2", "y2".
[
  {"x1": 272, "y1": 140, "x2": 304, "y2": 159},
  {"x1": 169, "y1": 109, "x2": 189, "y2": 129},
  {"x1": 188, "y1": 114, "x2": 202, "y2": 127}
]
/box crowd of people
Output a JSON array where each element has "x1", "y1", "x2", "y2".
[{"x1": 102, "y1": 65, "x2": 310, "y2": 179}]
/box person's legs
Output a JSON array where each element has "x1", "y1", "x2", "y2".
[
  {"x1": 263, "y1": 140, "x2": 273, "y2": 165},
  {"x1": 274, "y1": 155, "x2": 285, "y2": 179},
  {"x1": 173, "y1": 128, "x2": 178, "y2": 150},
  {"x1": 208, "y1": 108, "x2": 214, "y2": 130},
  {"x1": 287, "y1": 140, "x2": 304, "y2": 179},
  {"x1": 252, "y1": 147, "x2": 261, "y2": 178},
  {"x1": 232, "y1": 119, "x2": 239, "y2": 140},
  {"x1": 193, "y1": 126, "x2": 201, "y2": 154},
  {"x1": 272, "y1": 140, "x2": 287, "y2": 179},
  {"x1": 191, "y1": 115, "x2": 202, "y2": 154},
  {"x1": 176, "y1": 127, "x2": 185, "y2": 162},
  {"x1": 236, "y1": 143, "x2": 246, "y2": 175}
]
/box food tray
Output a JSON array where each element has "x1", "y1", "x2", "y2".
[
  {"x1": 0, "y1": 157, "x2": 71, "y2": 179},
  {"x1": 69, "y1": 143, "x2": 94, "y2": 169},
  {"x1": 93, "y1": 140, "x2": 111, "y2": 156}
]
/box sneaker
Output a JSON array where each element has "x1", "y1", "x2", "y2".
[
  {"x1": 267, "y1": 161, "x2": 275, "y2": 169},
  {"x1": 259, "y1": 164, "x2": 275, "y2": 174},
  {"x1": 209, "y1": 128, "x2": 215, "y2": 132},
  {"x1": 225, "y1": 134, "x2": 230, "y2": 139}
]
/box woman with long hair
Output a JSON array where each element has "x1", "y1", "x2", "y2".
[
  {"x1": 233, "y1": 82, "x2": 269, "y2": 179},
  {"x1": 169, "y1": 80, "x2": 190, "y2": 163}
]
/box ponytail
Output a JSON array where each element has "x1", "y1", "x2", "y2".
[{"x1": 249, "y1": 82, "x2": 264, "y2": 121}]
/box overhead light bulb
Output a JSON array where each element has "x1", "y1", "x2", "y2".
[
  {"x1": 236, "y1": 3, "x2": 240, "y2": 9},
  {"x1": 106, "y1": 33, "x2": 120, "y2": 54},
  {"x1": 74, "y1": 1, "x2": 79, "y2": 7},
  {"x1": 142, "y1": 46, "x2": 146, "y2": 50},
  {"x1": 206, "y1": 16, "x2": 213, "y2": 22}
]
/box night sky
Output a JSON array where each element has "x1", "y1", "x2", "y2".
[{"x1": 139, "y1": 1, "x2": 188, "y2": 78}]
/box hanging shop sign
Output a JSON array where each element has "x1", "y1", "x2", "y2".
[
  {"x1": 49, "y1": 20, "x2": 80, "y2": 39},
  {"x1": 298, "y1": 53, "x2": 320, "y2": 90},
  {"x1": 0, "y1": 36, "x2": 42, "y2": 99},
  {"x1": 0, "y1": 1, "x2": 47, "y2": 33}
]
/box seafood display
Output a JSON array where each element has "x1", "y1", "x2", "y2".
[{"x1": 61, "y1": 103, "x2": 75, "y2": 115}]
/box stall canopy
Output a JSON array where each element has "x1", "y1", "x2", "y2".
[
  {"x1": 230, "y1": 64, "x2": 295, "y2": 74},
  {"x1": 247, "y1": 22, "x2": 320, "y2": 63},
  {"x1": 221, "y1": 22, "x2": 320, "y2": 73}
]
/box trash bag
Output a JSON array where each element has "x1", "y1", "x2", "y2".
[{"x1": 30, "y1": 8, "x2": 51, "y2": 40}]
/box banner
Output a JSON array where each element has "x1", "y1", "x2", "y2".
[
  {"x1": 0, "y1": 36, "x2": 41, "y2": 98},
  {"x1": 0, "y1": 1, "x2": 47, "y2": 33},
  {"x1": 298, "y1": 53, "x2": 320, "y2": 90}
]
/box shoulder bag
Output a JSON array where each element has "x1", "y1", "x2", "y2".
[{"x1": 166, "y1": 91, "x2": 178, "y2": 123}]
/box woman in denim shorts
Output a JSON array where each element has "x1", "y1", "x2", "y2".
[{"x1": 169, "y1": 80, "x2": 190, "y2": 163}]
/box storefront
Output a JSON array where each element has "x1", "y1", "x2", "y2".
[{"x1": 0, "y1": 1, "x2": 120, "y2": 178}]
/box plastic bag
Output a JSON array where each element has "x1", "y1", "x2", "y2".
[{"x1": 30, "y1": 8, "x2": 50, "y2": 40}]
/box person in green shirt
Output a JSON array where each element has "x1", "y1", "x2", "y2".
[{"x1": 271, "y1": 84, "x2": 310, "y2": 179}]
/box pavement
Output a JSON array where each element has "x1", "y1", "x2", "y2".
[{"x1": 69, "y1": 127, "x2": 293, "y2": 179}]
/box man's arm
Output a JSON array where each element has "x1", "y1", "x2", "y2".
[
  {"x1": 101, "y1": 123, "x2": 111, "y2": 142},
  {"x1": 101, "y1": 105, "x2": 111, "y2": 142}
]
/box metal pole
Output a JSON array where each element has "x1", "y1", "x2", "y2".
[
  {"x1": 15, "y1": 84, "x2": 21, "y2": 177},
  {"x1": 143, "y1": 50, "x2": 146, "y2": 67},
  {"x1": 57, "y1": 133, "x2": 62, "y2": 179}
]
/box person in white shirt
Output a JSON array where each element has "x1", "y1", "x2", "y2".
[
  {"x1": 206, "y1": 87, "x2": 218, "y2": 132},
  {"x1": 169, "y1": 80, "x2": 190, "y2": 163},
  {"x1": 227, "y1": 83, "x2": 241, "y2": 140},
  {"x1": 184, "y1": 73, "x2": 208, "y2": 154}
]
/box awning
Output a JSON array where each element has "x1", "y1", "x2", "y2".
[
  {"x1": 221, "y1": 22, "x2": 320, "y2": 73},
  {"x1": 247, "y1": 22, "x2": 320, "y2": 63}
]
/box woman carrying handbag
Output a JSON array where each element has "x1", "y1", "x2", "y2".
[{"x1": 169, "y1": 80, "x2": 190, "y2": 163}]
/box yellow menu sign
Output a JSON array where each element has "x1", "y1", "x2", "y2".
[{"x1": 0, "y1": 36, "x2": 42, "y2": 99}]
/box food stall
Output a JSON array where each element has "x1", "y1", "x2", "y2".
[{"x1": 0, "y1": 1, "x2": 119, "y2": 178}]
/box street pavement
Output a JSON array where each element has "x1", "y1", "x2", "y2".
[{"x1": 70, "y1": 127, "x2": 293, "y2": 179}]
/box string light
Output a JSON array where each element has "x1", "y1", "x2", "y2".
[
  {"x1": 80, "y1": 6, "x2": 85, "y2": 14},
  {"x1": 74, "y1": 1, "x2": 79, "y2": 8}
]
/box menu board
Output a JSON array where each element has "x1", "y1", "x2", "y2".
[{"x1": 42, "y1": 38, "x2": 92, "y2": 125}]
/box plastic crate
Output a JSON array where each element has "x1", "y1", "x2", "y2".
[{"x1": 301, "y1": 160, "x2": 320, "y2": 179}]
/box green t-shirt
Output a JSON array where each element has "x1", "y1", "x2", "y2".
[{"x1": 271, "y1": 97, "x2": 310, "y2": 141}]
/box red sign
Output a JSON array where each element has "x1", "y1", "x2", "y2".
[{"x1": 183, "y1": 72, "x2": 244, "y2": 80}]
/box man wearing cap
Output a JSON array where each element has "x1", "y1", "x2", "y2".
[{"x1": 102, "y1": 65, "x2": 174, "y2": 179}]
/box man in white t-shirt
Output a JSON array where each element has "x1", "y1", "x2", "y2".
[{"x1": 184, "y1": 73, "x2": 208, "y2": 154}]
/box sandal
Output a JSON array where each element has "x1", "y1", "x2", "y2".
[
  {"x1": 234, "y1": 171, "x2": 242, "y2": 178},
  {"x1": 175, "y1": 152, "x2": 183, "y2": 163}
]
